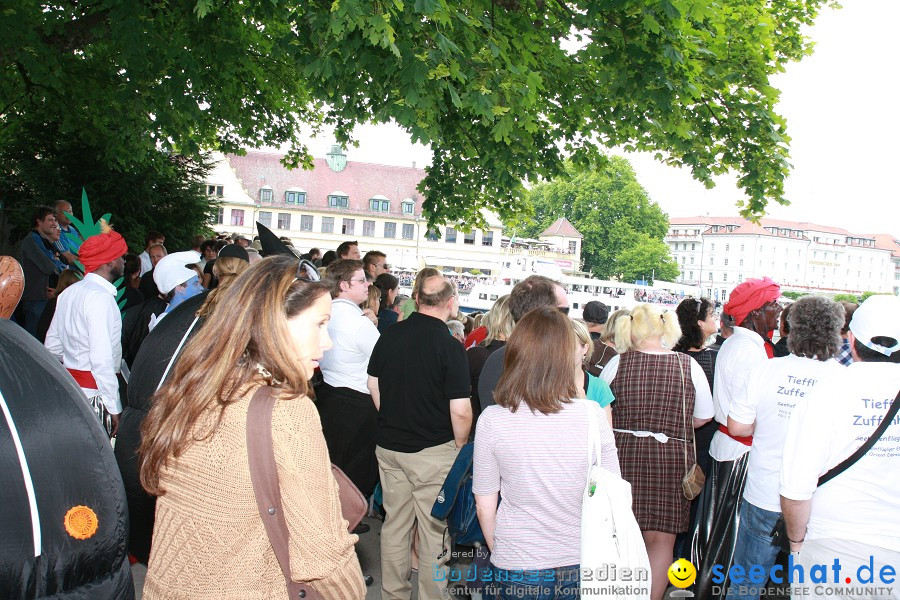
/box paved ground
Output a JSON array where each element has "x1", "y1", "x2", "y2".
[{"x1": 132, "y1": 516, "x2": 789, "y2": 600}]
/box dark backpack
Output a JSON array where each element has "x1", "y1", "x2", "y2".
[{"x1": 431, "y1": 442, "x2": 485, "y2": 546}]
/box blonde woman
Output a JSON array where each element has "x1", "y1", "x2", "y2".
[
  {"x1": 599, "y1": 303, "x2": 714, "y2": 600},
  {"x1": 139, "y1": 256, "x2": 365, "y2": 599},
  {"x1": 572, "y1": 319, "x2": 615, "y2": 425},
  {"x1": 467, "y1": 295, "x2": 513, "y2": 416}
]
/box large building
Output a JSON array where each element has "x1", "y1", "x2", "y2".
[
  {"x1": 666, "y1": 216, "x2": 900, "y2": 302},
  {"x1": 206, "y1": 149, "x2": 583, "y2": 274}
]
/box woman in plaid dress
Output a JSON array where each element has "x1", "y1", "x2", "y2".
[{"x1": 600, "y1": 303, "x2": 714, "y2": 600}]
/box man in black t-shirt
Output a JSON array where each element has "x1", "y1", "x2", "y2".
[{"x1": 367, "y1": 274, "x2": 471, "y2": 600}]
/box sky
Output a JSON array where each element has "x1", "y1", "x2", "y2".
[{"x1": 287, "y1": 0, "x2": 900, "y2": 238}]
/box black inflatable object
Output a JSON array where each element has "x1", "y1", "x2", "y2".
[
  {"x1": 113, "y1": 291, "x2": 209, "y2": 563},
  {"x1": 0, "y1": 319, "x2": 134, "y2": 599}
]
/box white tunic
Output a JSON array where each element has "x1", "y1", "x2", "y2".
[{"x1": 45, "y1": 273, "x2": 123, "y2": 414}]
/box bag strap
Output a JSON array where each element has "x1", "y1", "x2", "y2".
[
  {"x1": 246, "y1": 385, "x2": 321, "y2": 600},
  {"x1": 676, "y1": 354, "x2": 696, "y2": 471},
  {"x1": 817, "y1": 388, "x2": 900, "y2": 487}
]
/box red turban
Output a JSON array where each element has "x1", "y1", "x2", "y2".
[
  {"x1": 723, "y1": 277, "x2": 781, "y2": 326},
  {"x1": 79, "y1": 231, "x2": 128, "y2": 273}
]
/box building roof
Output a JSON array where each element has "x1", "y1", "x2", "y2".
[
  {"x1": 870, "y1": 233, "x2": 900, "y2": 259},
  {"x1": 540, "y1": 217, "x2": 583, "y2": 239},
  {"x1": 668, "y1": 216, "x2": 856, "y2": 237},
  {"x1": 226, "y1": 150, "x2": 427, "y2": 217}
]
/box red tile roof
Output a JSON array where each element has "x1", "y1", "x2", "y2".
[
  {"x1": 870, "y1": 233, "x2": 900, "y2": 259},
  {"x1": 540, "y1": 217, "x2": 583, "y2": 238},
  {"x1": 227, "y1": 151, "x2": 426, "y2": 218},
  {"x1": 668, "y1": 216, "x2": 855, "y2": 237}
]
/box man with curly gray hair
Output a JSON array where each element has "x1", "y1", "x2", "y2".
[{"x1": 723, "y1": 295, "x2": 845, "y2": 600}]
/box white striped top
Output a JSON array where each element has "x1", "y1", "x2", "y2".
[{"x1": 473, "y1": 399, "x2": 619, "y2": 570}]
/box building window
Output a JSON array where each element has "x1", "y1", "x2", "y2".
[
  {"x1": 740, "y1": 244, "x2": 744, "y2": 252},
  {"x1": 724, "y1": 258, "x2": 729, "y2": 266},
  {"x1": 725, "y1": 244, "x2": 730, "y2": 252},
  {"x1": 300, "y1": 215, "x2": 313, "y2": 231},
  {"x1": 258, "y1": 211, "x2": 273, "y2": 229},
  {"x1": 723, "y1": 273, "x2": 728, "y2": 282},
  {"x1": 402, "y1": 201, "x2": 414, "y2": 215},
  {"x1": 207, "y1": 184, "x2": 224, "y2": 197},
  {"x1": 285, "y1": 191, "x2": 306, "y2": 204},
  {"x1": 483, "y1": 231, "x2": 494, "y2": 247},
  {"x1": 708, "y1": 272, "x2": 713, "y2": 281},
  {"x1": 363, "y1": 220, "x2": 375, "y2": 237},
  {"x1": 384, "y1": 222, "x2": 397, "y2": 238},
  {"x1": 569, "y1": 240, "x2": 577, "y2": 253},
  {"x1": 369, "y1": 199, "x2": 390, "y2": 212},
  {"x1": 215, "y1": 207, "x2": 224, "y2": 225},
  {"x1": 329, "y1": 195, "x2": 349, "y2": 208},
  {"x1": 277, "y1": 213, "x2": 291, "y2": 230},
  {"x1": 739, "y1": 274, "x2": 744, "y2": 282},
  {"x1": 690, "y1": 256, "x2": 694, "y2": 265},
  {"x1": 321, "y1": 217, "x2": 334, "y2": 233},
  {"x1": 709, "y1": 257, "x2": 714, "y2": 266},
  {"x1": 464, "y1": 231, "x2": 476, "y2": 245},
  {"x1": 711, "y1": 243, "x2": 715, "y2": 251},
  {"x1": 260, "y1": 188, "x2": 273, "y2": 203},
  {"x1": 446, "y1": 228, "x2": 457, "y2": 243},
  {"x1": 689, "y1": 271, "x2": 694, "y2": 280},
  {"x1": 230, "y1": 209, "x2": 245, "y2": 227},
  {"x1": 402, "y1": 224, "x2": 415, "y2": 240},
  {"x1": 739, "y1": 259, "x2": 744, "y2": 267},
  {"x1": 342, "y1": 218, "x2": 355, "y2": 235},
  {"x1": 691, "y1": 243, "x2": 696, "y2": 251},
  {"x1": 426, "y1": 228, "x2": 439, "y2": 241}
]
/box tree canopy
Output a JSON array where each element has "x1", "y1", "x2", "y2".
[
  {"x1": 2, "y1": 0, "x2": 829, "y2": 228},
  {"x1": 511, "y1": 156, "x2": 678, "y2": 281},
  {"x1": 0, "y1": 117, "x2": 215, "y2": 254}
]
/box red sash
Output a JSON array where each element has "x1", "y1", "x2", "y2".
[
  {"x1": 718, "y1": 424, "x2": 752, "y2": 446},
  {"x1": 67, "y1": 368, "x2": 98, "y2": 390}
]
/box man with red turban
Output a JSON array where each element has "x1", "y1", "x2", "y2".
[
  {"x1": 691, "y1": 277, "x2": 782, "y2": 598},
  {"x1": 45, "y1": 224, "x2": 128, "y2": 438}
]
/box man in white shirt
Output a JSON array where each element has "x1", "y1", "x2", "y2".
[
  {"x1": 137, "y1": 230, "x2": 165, "y2": 276},
  {"x1": 724, "y1": 296, "x2": 845, "y2": 600},
  {"x1": 693, "y1": 276, "x2": 782, "y2": 598},
  {"x1": 316, "y1": 259, "x2": 381, "y2": 499},
  {"x1": 46, "y1": 225, "x2": 128, "y2": 437},
  {"x1": 780, "y1": 295, "x2": 900, "y2": 598}
]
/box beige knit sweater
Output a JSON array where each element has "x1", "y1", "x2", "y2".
[{"x1": 143, "y1": 388, "x2": 365, "y2": 600}]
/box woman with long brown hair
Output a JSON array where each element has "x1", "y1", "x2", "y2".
[
  {"x1": 139, "y1": 255, "x2": 365, "y2": 599},
  {"x1": 473, "y1": 306, "x2": 619, "y2": 600}
]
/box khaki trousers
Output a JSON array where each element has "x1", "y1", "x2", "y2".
[{"x1": 376, "y1": 440, "x2": 458, "y2": 600}]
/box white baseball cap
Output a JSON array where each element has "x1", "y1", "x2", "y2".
[
  {"x1": 153, "y1": 251, "x2": 201, "y2": 294},
  {"x1": 848, "y1": 294, "x2": 900, "y2": 357}
]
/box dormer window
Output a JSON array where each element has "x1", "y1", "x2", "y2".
[
  {"x1": 259, "y1": 186, "x2": 273, "y2": 203},
  {"x1": 328, "y1": 193, "x2": 349, "y2": 208},
  {"x1": 402, "y1": 201, "x2": 415, "y2": 215},
  {"x1": 369, "y1": 196, "x2": 390, "y2": 212},
  {"x1": 285, "y1": 190, "x2": 306, "y2": 204}
]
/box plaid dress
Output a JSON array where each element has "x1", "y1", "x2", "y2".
[{"x1": 609, "y1": 351, "x2": 697, "y2": 533}]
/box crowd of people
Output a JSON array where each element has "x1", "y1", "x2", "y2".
[{"x1": 3, "y1": 204, "x2": 899, "y2": 600}]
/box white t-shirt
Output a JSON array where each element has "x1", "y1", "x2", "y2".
[
  {"x1": 319, "y1": 298, "x2": 380, "y2": 394},
  {"x1": 710, "y1": 327, "x2": 769, "y2": 461},
  {"x1": 729, "y1": 355, "x2": 842, "y2": 512},
  {"x1": 780, "y1": 362, "x2": 900, "y2": 551},
  {"x1": 601, "y1": 351, "x2": 715, "y2": 420}
]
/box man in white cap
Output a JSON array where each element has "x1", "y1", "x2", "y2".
[
  {"x1": 121, "y1": 251, "x2": 201, "y2": 367},
  {"x1": 780, "y1": 294, "x2": 900, "y2": 597}
]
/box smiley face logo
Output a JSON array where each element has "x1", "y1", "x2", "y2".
[{"x1": 667, "y1": 558, "x2": 696, "y2": 588}]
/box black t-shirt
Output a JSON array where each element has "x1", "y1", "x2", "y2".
[
  {"x1": 368, "y1": 311, "x2": 470, "y2": 453},
  {"x1": 204, "y1": 259, "x2": 218, "y2": 289}
]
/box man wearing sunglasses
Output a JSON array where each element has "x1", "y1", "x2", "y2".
[{"x1": 362, "y1": 250, "x2": 390, "y2": 282}]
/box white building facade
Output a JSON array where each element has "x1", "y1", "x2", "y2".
[
  {"x1": 205, "y1": 149, "x2": 581, "y2": 275},
  {"x1": 666, "y1": 216, "x2": 898, "y2": 302}
]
